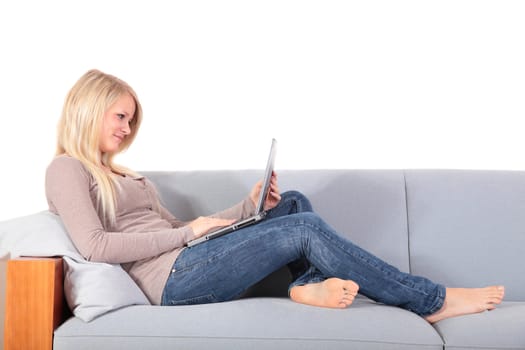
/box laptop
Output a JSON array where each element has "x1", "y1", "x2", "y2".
[{"x1": 186, "y1": 138, "x2": 277, "y2": 247}]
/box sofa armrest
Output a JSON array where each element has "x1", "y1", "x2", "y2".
[{"x1": 4, "y1": 257, "x2": 69, "y2": 350}]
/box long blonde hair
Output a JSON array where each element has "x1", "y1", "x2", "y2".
[{"x1": 56, "y1": 69, "x2": 143, "y2": 226}]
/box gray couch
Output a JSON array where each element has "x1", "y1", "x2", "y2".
[{"x1": 8, "y1": 170, "x2": 525, "y2": 349}]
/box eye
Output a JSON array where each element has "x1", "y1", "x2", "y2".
[{"x1": 116, "y1": 113, "x2": 126, "y2": 120}]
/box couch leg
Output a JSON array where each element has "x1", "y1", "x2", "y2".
[{"x1": 4, "y1": 258, "x2": 67, "y2": 350}]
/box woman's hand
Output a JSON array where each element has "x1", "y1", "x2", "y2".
[
  {"x1": 250, "y1": 171, "x2": 281, "y2": 211},
  {"x1": 188, "y1": 216, "x2": 236, "y2": 238}
]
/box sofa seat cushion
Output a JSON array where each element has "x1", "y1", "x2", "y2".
[
  {"x1": 433, "y1": 301, "x2": 525, "y2": 350},
  {"x1": 54, "y1": 298, "x2": 443, "y2": 350}
]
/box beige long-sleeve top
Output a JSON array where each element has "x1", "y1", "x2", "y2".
[{"x1": 45, "y1": 155, "x2": 255, "y2": 304}]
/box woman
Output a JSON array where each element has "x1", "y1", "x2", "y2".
[{"x1": 46, "y1": 69, "x2": 504, "y2": 323}]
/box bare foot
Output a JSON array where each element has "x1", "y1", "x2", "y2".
[
  {"x1": 425, "y1": 286, "x2": 505, "y2": 323},
  {"x1": 290, "y1": 278, "x2": 359, "y2": 308}
]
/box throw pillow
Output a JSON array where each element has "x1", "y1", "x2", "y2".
[{"x1": 0, "y1": 211, "x2": 150, "y2": 322}]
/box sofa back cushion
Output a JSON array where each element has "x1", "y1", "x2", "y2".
[
  {"x1": 278, "y1": 170, "x2": 410, "y2": 272},
  {"x1": 405, "y1": 170, "x2": 525, "y2": 301},
  {"x1": 144, "y1": 169, "x2": 411, "y2": 296}
]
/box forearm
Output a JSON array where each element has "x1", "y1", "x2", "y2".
[{"x1": 80, "y1": 226, "x2": 194, "y2": 264}]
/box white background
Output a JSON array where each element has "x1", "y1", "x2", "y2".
[{"x1": 0, "y1": 0, "x2": 524, "y2": 222}]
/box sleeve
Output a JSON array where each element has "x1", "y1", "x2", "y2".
[{"x1": 45, "y1": 156, "x2": 195, "y2": 264}]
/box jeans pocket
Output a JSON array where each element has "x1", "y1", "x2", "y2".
[{"x1": 165, "y1": 293, "x2": 217, "y2": 306}]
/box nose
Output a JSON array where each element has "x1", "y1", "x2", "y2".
[{"x1": 122, "y1": 121, "x2": 131, "y2": 135}]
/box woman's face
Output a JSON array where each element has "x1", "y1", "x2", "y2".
[{"x1": 99, "y1": 93, "x2": 136, "y2": 154}]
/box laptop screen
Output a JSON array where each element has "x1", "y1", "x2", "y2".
[{"x1": 256, "y1": 138, "x2": 277, "y2": 213}]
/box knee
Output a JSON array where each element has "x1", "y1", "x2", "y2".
[
  {"x1": 295, "y1": 211, "x2": 324, "y2": 227},
  {"x1": 281, "y1": 190, "x2": 313, "y2": 213}
]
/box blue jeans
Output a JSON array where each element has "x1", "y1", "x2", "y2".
[{"x1": 161, "y1": 191, "x2": 445, "y2": 316}]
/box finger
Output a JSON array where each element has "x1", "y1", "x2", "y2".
[
  {"x1": 270, "y1": 190, "x2": 281, "y2": 201},
  {"x1": 269, "y1": 186, "x2": 280, "y2": 198}
]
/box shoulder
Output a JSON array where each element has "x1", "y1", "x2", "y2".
[
  {"x1": 47, "y1": 154, "x2": 89, "y2": 175},
  {"x1": 46, "y1": 155, "x2": 93, "y2": 187}
]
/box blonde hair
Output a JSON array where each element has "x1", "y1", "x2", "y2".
[{"x1": 56, "y1": 69, "x2": 143, "y2": 226}]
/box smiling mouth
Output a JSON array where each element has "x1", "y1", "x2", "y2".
[{"x1": 114, "y1": 135, "x2": 124, "y2": 143}]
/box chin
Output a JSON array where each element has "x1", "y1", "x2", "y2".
[{"x1": 101, "y1": 145, "x2": 120, "y2": 154}]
